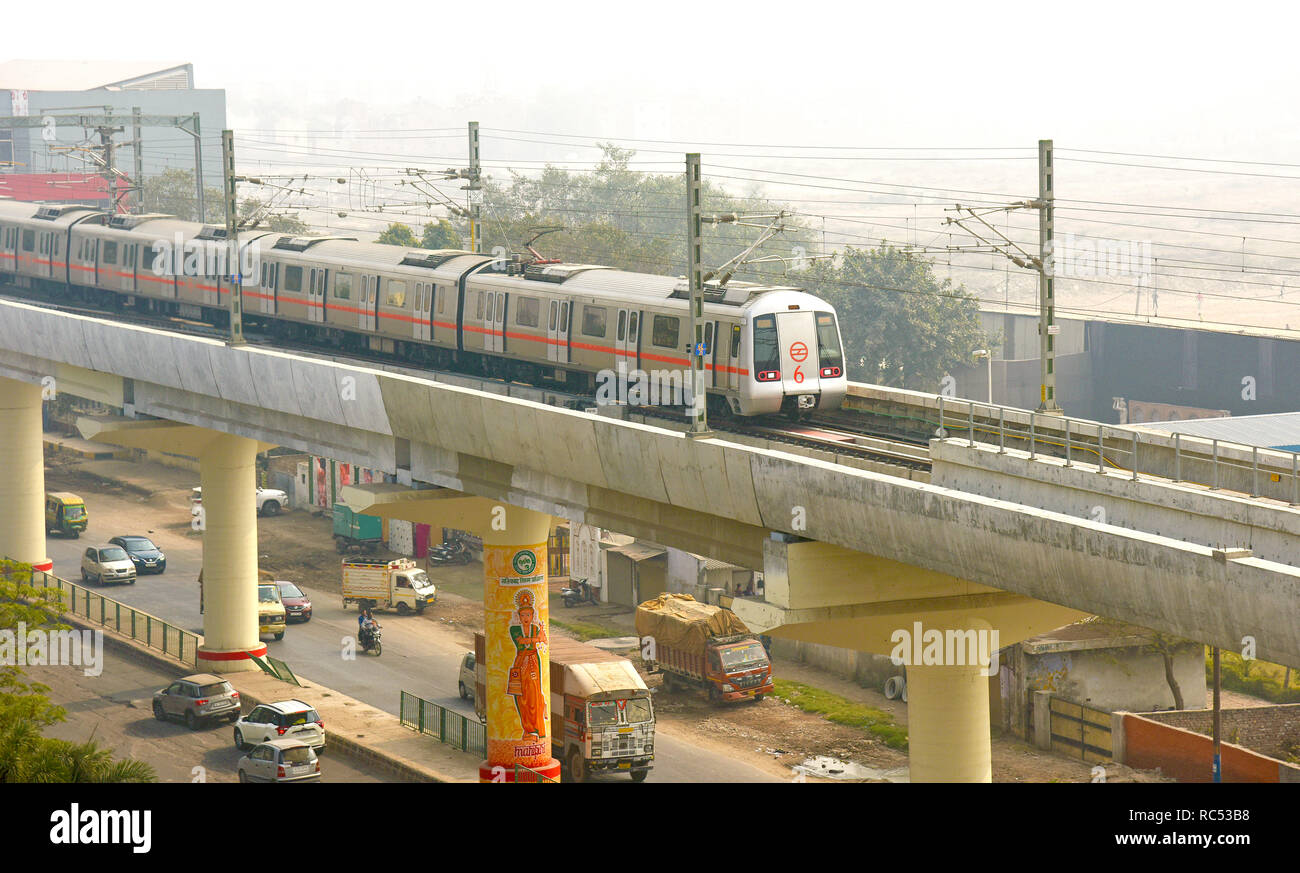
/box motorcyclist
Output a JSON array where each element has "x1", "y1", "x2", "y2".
[{"x1": 358, "y1": 608, "x2": 380, "y2": 648}]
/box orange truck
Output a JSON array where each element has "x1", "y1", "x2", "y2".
[
  {"x1": 471, "y1": 632, "x2": 655, "y2": 782},
  {"x1": 635, "y1": 593, "x2": 774, "y2": 703}
]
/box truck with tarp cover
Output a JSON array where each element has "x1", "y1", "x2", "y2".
[{"x1": 635, "y1": 593, "x2": 774, "y2": 703}]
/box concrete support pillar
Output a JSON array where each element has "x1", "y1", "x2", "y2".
[
  {"x1": 196, "y1": 432, "x2": 264, "y2": 673},
  {"x1": 906, "y1": 663, "x2": 993, "y2": 783},
  {"x1": 479, "y1": 504, "x2": 562, "y2": 783},
  {"x1": 0, "y1": 377, "x2": 51, "y2": 573}
]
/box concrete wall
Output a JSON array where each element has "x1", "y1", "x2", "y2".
[{"x1": 770, "y1": 638, "x2": 900, "y2": 689}]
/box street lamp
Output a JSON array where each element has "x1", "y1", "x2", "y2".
[{"x1": 973, "y1": 349, "x2": 992, "y2": 404}]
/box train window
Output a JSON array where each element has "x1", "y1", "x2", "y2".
[
  {"x1": 102, "y1": 241, "x2": 117, "y2": 264},
  {"x1": 628, "y1": 312, "x2": 638, "y2": 340},
  {"x1": 560, "y1": 302, "x2": 569, "y2": 330},
  {"x1": 436, "y1": 286, "x2": 445, "y2": 314},
  {"x1": 816, "y1": 312, "x2": 843, "y2": 370},
  {"x1": 386, "y1": 280, "x2": 407, "y2": 308},
  {"x1": 21, "y1": 230, "x2": 34, "y2": 252},
  {"x1": 284, "y1": 265, "x2": 303, "y2": 293},
  {"x1": 581, "y1": 305, "x2": 607, "y2": 338},
  {"x1": 617, "y1": 310, "x2": 626, "y2": 342},
  {"x1": 475, "y1": 291, "x2": 483, "y2": 320},
  {"x1": 704, "y1": 322, "x2": 713, "y2": 352},
  {"x1": 731, "y1": 324, "x2": 742, "y2": 358},
  {"x1": 515, "y1": 296, "x2": 540, "y2": 328},
  {"x1": 549, "y1": 301, "x2": 557, "y2": 331},
  {"x1": 752, "y1": 314, "x2": 780, "y2": 374},
  {"x1": 486, "y1": 293, "x2": 495, "y2": 321},
  {"x1": 651, "y1": 315, "x2": 680, "y2": 348}
]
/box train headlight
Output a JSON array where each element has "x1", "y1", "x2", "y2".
[
  {"x1": 820, "y1": 367, "x2": 842, "y2": 378},
  {"x1": 756, "y1": 370, "x2": 781, "y2": 382}
]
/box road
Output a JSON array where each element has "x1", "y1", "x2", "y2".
[
  {"x1": 43, "y1": 467, "x2": 779, "y2": 783},
  {"x1": 25, "y1": 644, "x2": 386, "y2": 783}
]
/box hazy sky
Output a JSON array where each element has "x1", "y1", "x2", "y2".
[{"x1": 7, "y1": 0, "x2": 1300, "y2": 157}]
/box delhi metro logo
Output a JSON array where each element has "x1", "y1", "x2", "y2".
[
  {"x1": 789, "y1": 342, "x2": 808, "y2": 362},
  {"x1": 512, "y1": 550, "x2": 537, "y2": 576}
]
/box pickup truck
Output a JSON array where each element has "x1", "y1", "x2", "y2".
[
  {"x1": 341, "y1": 558, "x2": 436, "y2": 614},
  {"x1": 190, "y1": 486, "x2": 289, "y2": 517}
]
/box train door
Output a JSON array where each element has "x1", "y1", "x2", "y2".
[
  {"x1": 727, "y1": 323, "x2": 742, "y2": 392},
  {"x1": 616, "y1": 307, "x2": 641, "y2": 370},
  {"x1": 205, "y1": 249, "x2": 223, "y2": 306},
  {"x1": 258, "y1": 260, "x2": 274, "y2": 314},
  {"x1": 776, "y1": 310, "x2": 822, "y2": 396},
  {"x1": 555, "y1": 299, "x2": 570, "y2": 363},
  {"x1": 364, "y1": 276, "x2": 378, "y2": 331},
  {"x1": 706, "y1": 321, "x2": 720, "y2": 388},
  {"x1": 37, "y1": 231, "x2": 52, "y2": 278},
  {"x1": 492, "y1": 291, "x2": 506, "y2": 352}
]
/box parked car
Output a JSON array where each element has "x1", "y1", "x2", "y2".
[
  {"x1": 233, "y1": 699, "x2": 325, "y2": 753},
  {"x1": 152, "y1": 674, "x2": 241, "y2": 729},
  {"x1": 276, "y1": 580, "x2": 312, "y2": 623},
  {"x1": 108, "y1": 535, "x2": 166, "y2": 575},
  {"x1": 190, "y1": 486, "x2": 289, "y2": 517},
  {"x1": 237, "y1": 738, "x2": 321, "y2": 783},
  {"x1": 80, "y1": 545, "x2": 137, "y2": 585}
]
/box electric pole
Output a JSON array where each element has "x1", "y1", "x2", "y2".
[
  {"x1": 685, "y1": 153, "x2": 711, "y2": 438},
  {"x1": 91, "y1": 118, "x2": 126, "y2": 213},
  {"x1": 467, "y1": 121, "x2": 481, "y2": 253},
  {"x1": 131, "y1": 107, "x2": 144, "y2": 213},
  {"x1": 193, "y1": 114, "x2": 205, "y2": 221},
  {"x1": 1036, "y1": 139, "x2": 1061, "y2": 413},
  {"x1": 222, "y1": 129, "x2": 244, "y2": 345}
]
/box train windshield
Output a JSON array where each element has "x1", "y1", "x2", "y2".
[
  {"x1": 816, "y1": 312, "x2": 843, "y2": 370},
  {"x1": 752, "y1": 314, "x2": 780, "y2": 374}
]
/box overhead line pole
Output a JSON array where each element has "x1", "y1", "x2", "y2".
[
  {"x1": 1036, "y1": 138, "x2": 1062, "y2": 413},
  {"x1": 685, "y1": 153, "x2": 711, "y2": 438},
  {"x1": 131, "y1": 107, "x2": 144, "y2": 214},
  {"x1": 468, "y1": 121, "x2": 481, "y2": 253},
  {"x1": 222, "y1": 129, "x2": 244, "y2": 346}
]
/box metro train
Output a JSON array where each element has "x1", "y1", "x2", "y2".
[{"x1": 0, "y1": 199, "x2": 847, "y2": 417}]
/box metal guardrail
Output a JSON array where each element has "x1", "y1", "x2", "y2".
[
  {"x1": 31, "y1": 569, "x2": 200, "y2": 666},
  {"x1": 399, "y1": 690, "x2": 487, "y2": 757},
  {"x1": 932, "y1": 394, "x2": 1300, "y2": 505}
]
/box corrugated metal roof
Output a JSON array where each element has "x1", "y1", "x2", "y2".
[
  {"x1": 607, "y1": 543, "x2": 667, "y2": 562},
  {"x1": 1135, "y1": 412, "x2": 1300, "y2": 450}
]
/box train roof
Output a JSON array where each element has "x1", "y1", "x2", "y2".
[{"x1": 558, "y1": 266, "x2": 803, "y2": 306}]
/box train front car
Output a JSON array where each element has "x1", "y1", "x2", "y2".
[{"x1": 738, "y1": 287, "x2": 846, "y2": 417}]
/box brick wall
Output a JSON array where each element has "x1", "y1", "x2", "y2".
[
  {"x1": 1121, "y1": 713, "x2": 1299, "y2": 782},
  {"x1": 1143, "y1": 704, "x2": 1300, "y2": 759}
]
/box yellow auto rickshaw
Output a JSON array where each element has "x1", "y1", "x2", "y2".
[{"x1": 45, "y1": 492, "x2": 88, "y2": 538}]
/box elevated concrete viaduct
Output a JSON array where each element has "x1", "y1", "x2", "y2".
[{"x1": 2, "y1": 297, "x2": 1298, "y2": 781}]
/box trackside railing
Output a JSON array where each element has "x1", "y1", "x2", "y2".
[
  {"x1": 31, "y1": 569, "x2": 200, "y2": 666},
  {"x1": 929, "y1": 393, "x2": 1300, "y2": 504},
  {"x1": 399, "y1": 690, "x2": 487, "y2": 757}
]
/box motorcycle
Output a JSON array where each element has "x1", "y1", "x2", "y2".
[
  {"x1": 429, "y1": 539, "x2": 473, "y2": 565},
  {"x1": 359, "y1": 623, "x2": 383, "y2": 656},
  {"x1": 561, "y1": 578, "x2": 598, "y2": 608}
]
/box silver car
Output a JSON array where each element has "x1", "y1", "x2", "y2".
[
  {"x1": 153, "y1": 673, "x2": 242, "y2": 730},
  {"x1": 237, "y1": 738, "x2": 321, "y2": 783},
  {"x1": 80, "y1": 545, "x2": 137, "y2": 585}
]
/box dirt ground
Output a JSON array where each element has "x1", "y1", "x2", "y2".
[{"x1": 45, "y1": 451, "x2": 1173, "y2": 782}]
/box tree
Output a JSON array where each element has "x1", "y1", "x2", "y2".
[
  {"x1": 0, "y1": 560, "x2": 156, "y2": 783},
  {"x1": 376, "y1": 223, "x2": 418, "y2": 247},
  {"x1": 420, "y1": 219, "x2": 462, "y2": 250},
  {"x1": 141, "y1": 169, "x2": 222, "y2": 223},
  {"x1": 804, "y1": 245, "x2": 989, "y2": 391},
  {"x1": 240, "y1": 198, "x2": 309, "y2": 234}
]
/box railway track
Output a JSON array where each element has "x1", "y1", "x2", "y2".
[{"x1": 5, "y1": 291, "x2": 932, "y2": 471}]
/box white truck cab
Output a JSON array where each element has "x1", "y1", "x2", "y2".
[{"x1": 342, "y1": 558, "x2": 437, "y2": 614}]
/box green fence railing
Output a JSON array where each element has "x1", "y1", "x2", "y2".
[
  {"x1": 31, "y1": 570, "x2": 201, "y2": 667},
  {"x1": 399, "y1": 690, "x2": 487, "y2": 757}
]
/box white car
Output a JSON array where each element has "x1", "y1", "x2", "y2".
[
  {"x1": 237, "y1": 739, "x2": 321, "y2": 783},
  {"x1": 233, "y1": 699, "x2": 325, "y2": 753},
  {"x1": 191, "y1": 486, "x2": 289, "y2": 517},
  {"x1": 80, "y1": 545, "x2": 137, "y2": 585}
]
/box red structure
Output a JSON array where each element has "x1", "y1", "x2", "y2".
[{"x1": 0, "y1": 173, "x2": 130, "y2": 211}]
